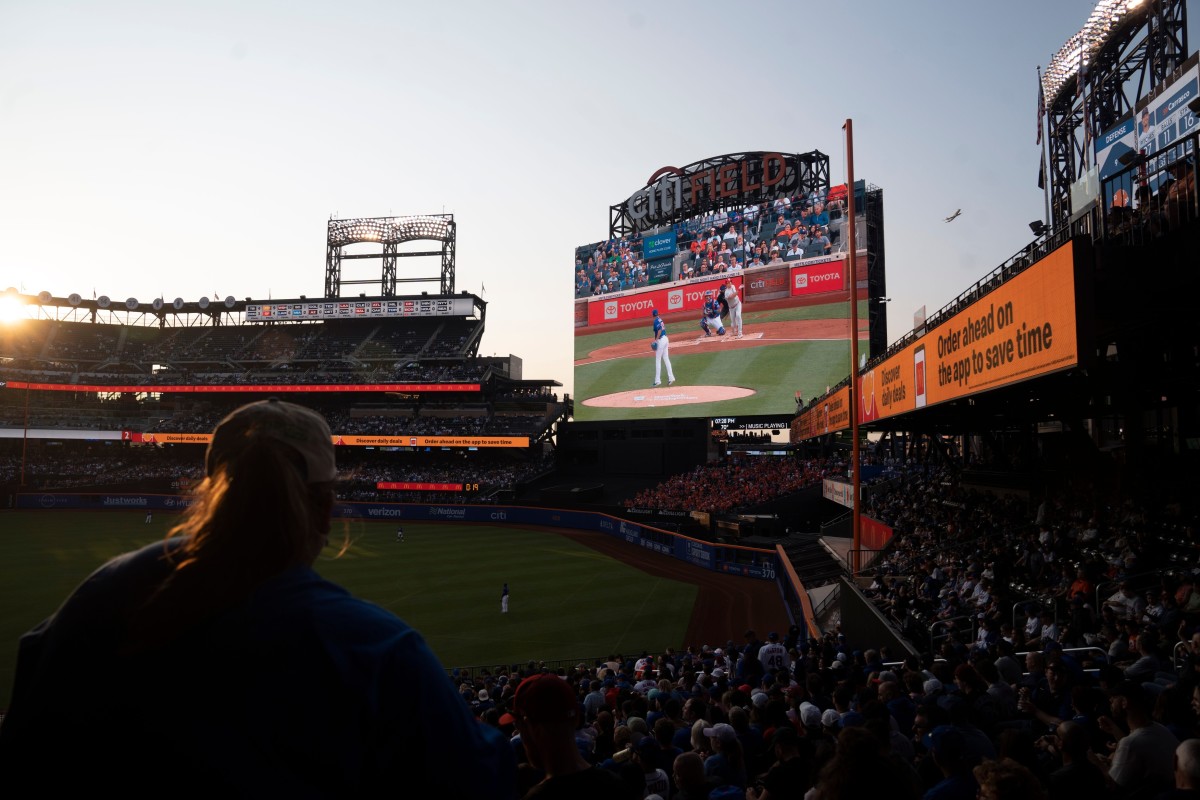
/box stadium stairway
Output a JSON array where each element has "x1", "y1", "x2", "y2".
[
  {"x1": 779, "y1": 532, "x2": 846, "y2": 588},
  {"x1": 739, "y1": 530, "x2": 846, "y2": 588}
]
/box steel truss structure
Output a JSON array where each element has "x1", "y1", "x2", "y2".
[
  {"x1": 324, "y1": 214, "x2": 456, "y2": 298},
  {"x1": 1045, "y1": 0, "x2": 1188, "y2": 225}
]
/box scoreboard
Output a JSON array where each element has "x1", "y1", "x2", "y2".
[{"x1": 245, "y1": 296, "x2": 474, "y2": 322}]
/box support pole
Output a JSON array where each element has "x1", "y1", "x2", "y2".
[{"x1": 845, "y1": 119, "x2": 862, "y2": 575}]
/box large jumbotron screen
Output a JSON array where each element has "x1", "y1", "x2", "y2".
[{"x1": 572, "y1": 155, "x2": 871, "y2": 422}]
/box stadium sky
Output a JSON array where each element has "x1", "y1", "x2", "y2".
[{"x1": 2, "y1": 1, "x2": 1196, "y2": 399}]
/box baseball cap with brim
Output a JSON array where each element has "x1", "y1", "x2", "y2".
[
  {"x1": 840, "y1": 711, "x2": 865, "y2": 728},
  {"x1": 770, "y1": 725, "x2": 800, "y2": 748},
  {"x1": 821, "y1": 709, "x2": 841, "y2": 729},
  {"x1": 513, "y1": 674, "x2": 577, "y2": 724},
  {"x1": 703, "y1": 722, "x2": 737, "y2": 744},
  {"x1": 799, "y1": 702, "x2": 822, "y2": 728},
  {"x1": 923, "y1": 725, "x2": 966, "y2": 760},
  {"x1": 207, "y1": 399, "x2": 337, "y2": 483}
]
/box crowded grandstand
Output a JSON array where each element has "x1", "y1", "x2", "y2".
[{"x1": 3, "y1": 2, "x2": 1200, "y2": 797}]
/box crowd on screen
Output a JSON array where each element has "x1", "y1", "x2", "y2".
[{"x1": 574, "y1": 188, "x2": 850, "y2": 298}]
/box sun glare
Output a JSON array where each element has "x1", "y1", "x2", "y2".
[{"x1": 0, "y1": 295, "x2": 25, "y2": 324}]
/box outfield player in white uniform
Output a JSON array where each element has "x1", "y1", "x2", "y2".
[
  {"x1": 723, "y1": 277, "x2": 744, "y2": 338},
  {"x1": 757, "y1": 631, "x2": 790, "y2": 676},
  {"x1": 651, "y1": 309, "x2": 675, "y2": 387},
  {"x1": 501, "y1": 582, "x2": 509, "y2": 613}
]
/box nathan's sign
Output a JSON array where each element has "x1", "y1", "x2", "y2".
[{"x1": 616, "y1": 151, "x2": 821, "y2": 232}]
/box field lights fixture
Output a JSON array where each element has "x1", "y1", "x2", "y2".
[{"x1": 1042, "y1": 0, "x2": 1145, "y2": 104}]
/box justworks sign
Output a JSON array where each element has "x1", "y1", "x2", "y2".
[{"x1": 623, "y1": 152, "x2": 794, "y2": 231}]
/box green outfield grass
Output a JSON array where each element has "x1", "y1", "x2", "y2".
[
  {"x1": 573, "y1": 299, "x2": 868, "y2": 420},
  {"x1": 575, "y1": 338, "x2": 864, "y2": 421},
  {"x1": 0, "y1": 512, "x2": 698, "y2": 709}
]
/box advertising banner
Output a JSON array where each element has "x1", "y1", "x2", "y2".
[
  {"x1": 643, "y1": 231, "x2": 678, "y2": 260},
  {"x1": 858, "y1": 241, "x2": 1077, "y2": 424},
  {"x1": 16, "y1": 493, "x2": 194, "y2": 511},
  {"x1": 743, "y1": 264, "x2": 791, "y2": 301},
  {"x1": 676, "y1": 537, "x2": 716, "y2": 569},
  {"x1": 585, "y1": 276, "x2": 740, "y2": 326},
  {"x1": 822, "y1": 479, "x2": 855, "y2": 509},
  {"x1": 119, "y1": 433, "x2": 528, "y2": 448},
  {"x1": 646, "y1": 257, "x2": 674, "y2": 284},
  {"x1": 790, "y1": 383, "x2": 852, "y2": 442},
  {"x1": 790, "y1": 256, "x2": 847, "y2": 297},
  {"x1": 337, "y1": 435, "x2": 529, "y2": 448},
  {"x1": 6, "y1": 381, "x2": 480, "y2": 394},
  {"x1": 376, "y1": 481, "x2": 464, "y2": 491},
  {"x1": 125, "y1": 432, "x2": 211, "y2": 444}
]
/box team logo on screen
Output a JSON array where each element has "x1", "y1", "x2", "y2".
[
  {"x1": 604, "y1": 301, "x2": 618, "y2": 320},
  {"x1": 795, "y1": 274, "x2": 809, "y2": 288},
  {"x1": 667, "y1": 289, "x2": 683, "y2": 310}
]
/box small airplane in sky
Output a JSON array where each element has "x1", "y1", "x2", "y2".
[{"x1": 943, "y1": 209, "x2": 962, "y2": 223}]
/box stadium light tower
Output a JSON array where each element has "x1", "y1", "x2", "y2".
[
  {"x1": 1041, "y1": 0, "x2": 1188, "y2": 226},
  {"x1": 324, "y1": 214, "x2": 456, "y2": 298}
]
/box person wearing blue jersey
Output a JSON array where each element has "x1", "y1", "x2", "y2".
[
  {"x1": 0, "y1": 399, "x2": 514, "y2": 796},
  {"x1": 700, "y1": 291, "x2": 726, "y2": 338},
  {"x1": 651, "y1": 309, "x2": 675, "y2": 387}
]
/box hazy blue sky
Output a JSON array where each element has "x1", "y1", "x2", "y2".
[{"x1": 2, "y1": 1, "x2": 1193, "y2": 395}]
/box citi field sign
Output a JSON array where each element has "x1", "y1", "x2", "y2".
[{"x1": 614, "y1": 151, "x2": 823, "y2": 232}]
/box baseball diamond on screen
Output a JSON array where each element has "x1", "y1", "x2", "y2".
[{"x1": 573, "y1": 176, "x2": 875, "y2": 422}]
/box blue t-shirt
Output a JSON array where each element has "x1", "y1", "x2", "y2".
[{"x1": 0, "y1": 539, "x2": 514, "y2": 795}]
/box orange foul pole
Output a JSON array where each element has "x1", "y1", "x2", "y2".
[{"x1": 844, "y1": 119, "x2": 861, "y2": 575}]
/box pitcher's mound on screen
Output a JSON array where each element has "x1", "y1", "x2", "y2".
[{"x1": 584, "y1": 385, "x2": 755, "y2": 409}]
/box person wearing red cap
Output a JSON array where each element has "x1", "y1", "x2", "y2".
[{"x1": 514, "y1": 673, "x2": 636, "y2": 799}]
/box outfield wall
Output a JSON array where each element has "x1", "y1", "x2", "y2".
[{"x1": 11, "y1": 492, "x2": 780, "y2": 580}]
